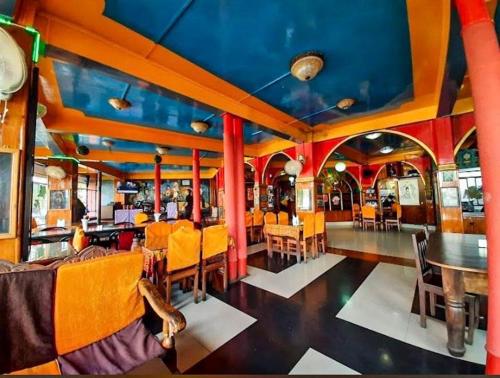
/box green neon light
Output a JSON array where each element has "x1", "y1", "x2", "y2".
[
  {"x1": 49, "y1": 155, "x2": 80, "y2": 164},
  {"x1": 0, "y1": 14, "x2": 45, "y2": 63}
]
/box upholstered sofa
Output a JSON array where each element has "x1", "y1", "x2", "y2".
[{"x1": 0, "y1": 251, "x2": 186, "y2": 375}]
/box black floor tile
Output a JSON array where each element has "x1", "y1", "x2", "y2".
[{"x1": 247, "y1": 250, "x2": 297, "y2": 273}]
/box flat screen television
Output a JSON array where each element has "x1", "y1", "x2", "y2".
[{"x1": 116, "y1": 181, "x2": 139, "y2": 194}]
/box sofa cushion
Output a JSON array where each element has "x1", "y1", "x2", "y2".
[
  {"x1": 0, "y1": 269, "x2": 57, "y2": 373},
  {"x1": 54, "y1": 252, "x2": 145, "y2": 355}
]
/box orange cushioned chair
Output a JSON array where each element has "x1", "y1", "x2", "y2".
[
  {"x1": 361, "y1": 205, "x2": 377, "y2": 231},
  {"x1": 165, "y1": 227, "x2": 202, "y2": 304},
  {"x1": 72, "y1": 227, "x2": 88, "y2": 253},
  {"x1": 287, "y1": 213, "x2": 315, "y2": 262},
  {"x1": 143, "y1": 222, "x2": 172, "y2": 283},
  {"x1": 134, "y1": 212, "x2": 149, "y2": 225},
  {"x1": 264, "y1": 211, "x2": 277, "y2": 225},
  {"x1": 201, "y1": 225, "x2": 229, "y2": 301},
  {"x1": 245, "y1": 211, "x2": 254, "y2": 243},
  {"x1": 315, "y1": 211, "x2": 326, "y2": 256},
  {"x1": 172, "y1": 219, "x2": 194, "y2": 233},
  {"x1": 352, "y1": 203, "x2": 362, "y2": 228},
  {"x1": 385, "y1": 203, "x2": 402, "y2": 231},
  {"x1": 278, "y1": 211, "x2": 289, "y2": 225},
  {"x1": 252, "y1": 209, "x2": 264, "y2": 242}
]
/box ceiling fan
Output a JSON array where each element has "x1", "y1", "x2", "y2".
[{"x1": 0, "y1": 26, "x2": 28, "y2": 124}]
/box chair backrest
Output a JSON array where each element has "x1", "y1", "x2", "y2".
[
  {"x1": 134, "y1": 212, "x2": 149, "y2": 225},
  {"x1": 412, "y1": 231, "x2": 431, "y2": 284},
  {"x1": 167, "y1": 228, "x2": 201, "y2": 272},
  {"x1": 245, "y1": 211, "x2": 253, "y2": 227},
  {"x1": 296, "y1": 212, "x2": 306, "y2": 222},
  {"x1": 172, "y1": 219, "x2": 194, "y2": 233},
  {"x1": 145, "y1": 221, "x2": 172, "y2": 250},
  {"x1": 253, "y1": 209, "x2": 264, "y2": 226},
  {"x1": 352, "y1": 203, "x2": 361, "y2": 213},
  {"x1": 395, "y1": 203, "x2": 402, "y2": 219},
  {"x1": 315, "y1": 212, "x2": 325, "y2": 234},
  {"x1": 303, "y1": 213, "x2": 315, "y2": 239},
  {"x1": 264, "y1": 212, "x2": 277, "y2": 225},
  {"x1": 202, "y1": 225, "x2": 228, "y2": 259},
  {"x1": 278, "y1": 211, "x2": 289, "y2": 225},
  {"x1": 72, "y1": 227, "x2": 87, "y2": 253},
  {"x1": 361, "y1": 205, "x2": 376, "y2": 219}
]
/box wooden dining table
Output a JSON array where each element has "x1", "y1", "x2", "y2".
[{"x1": 427, "y1": 232, "x2": 488, "y2": 357}]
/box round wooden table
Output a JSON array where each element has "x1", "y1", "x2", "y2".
[{"x1": 427, "y1": 232, "x2": 488, "y2": 357}]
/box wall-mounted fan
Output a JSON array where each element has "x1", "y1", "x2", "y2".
[{"x1": 0, "y1": 27, "x2": 28, "y2": 124}]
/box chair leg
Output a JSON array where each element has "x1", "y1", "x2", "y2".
[
  {"x1": 418, "y1": 286, "x2": 427, "y2": 328},
  {"x1": 166, "y1": 275, "x2": 172, "y2": 305},
  {"x1": 193, "y1": 267, "x2": 199, "y2": 304},
  {"x1": 430, "y1": 293, "x2": 436, "y2": 317},
  {"x1": 201, "y1": 262, "x2": 207, "y2": 301},
  {"x1": 465, "y1": 295, "x2": 479, "y2": 345}
]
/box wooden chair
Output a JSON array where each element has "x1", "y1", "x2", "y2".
[
  {"x1": 252, "y1": 209, "x2": 264, "y2": 242},
  {"x1": 385, "y1": 203, "x2": 402, "y2": 231},
  {"x1": 245, "y1": 211, "x2": 254, "y2": 243},
  {"x1": 143, "y1": 222, "x2": 172, "y2": 284},
  {"x1": 412, "y1": 232, "x2": 479, "y2": 344},
  {"x1": 352, "y1": 203, "x2": 362, "y2": 228},
  {"x1": 264, "y1": 211, "x2": 277, "y2": 225},
  {"x1": 201, "y1": 225, "x2": 229, "y2": 301},
  {"x1": 172, "y1": 219, "x2": 194, "y2": 233},
  {"x1": 278, "y1": 211, "x2": 289, "y2": 225},
  {"x1": 264, "y1": 224, "x2": 299, "y2": 262},
  {"x1": 165, "y1": 227, "x2": 202, "y2": 304},
  {"x1": 287, "y1": 213, "x2": 315, "y2": 263},
  {"x1": 361, "y1": 205, "x2": 377, "y2": 231},
  {"x1": 296, "y1": 212, "x2": 306, "y2": 223},
  {"x1": 315, "y1": 211, "x2": 326, "y2": 256},
  {"x1": 134, "y1": 212, "x2": 149, "y2": 225}
]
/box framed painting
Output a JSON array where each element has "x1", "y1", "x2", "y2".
[
  {"x1": 50, "y1": 190, "x2": 70, "y2": 210},
  {"x1": 0, "y1": 149, "x2": 19, "y2": 239},
  {"x1": 441, "y1": 187, "x2": 460, "y2": 208},
  {"x1": 398, "y1": 177, "x2": 420, "y2": 206}
]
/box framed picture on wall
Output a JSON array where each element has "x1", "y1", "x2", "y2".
[
  {"x1": 398, "y1": 177, "x2": 420, "y2": 206},
  {"x1": 0, "y1": 149, "x2": 19, "y2": 239},
  {"x1": 441, "y1": 170, "x2": 457, "y2": 183},
  {"x1": 441, "y1": 187, "x2": 460, "y2": 207},
  {"x1": 50, "y1": 190, "x2": 69, "y2": 210}
]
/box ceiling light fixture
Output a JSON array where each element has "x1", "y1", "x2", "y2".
[
  {"x1": 290, "y1": 52, "x2": 324, "y2": 81},
  {"x1": 156, "y1": 146, "x2": 170, "y2": 155},
  {"x1": 190, "y1": 120, "x2": 210, "y2": 134},
  {"x1": 380, "y1": 146, "x2": 394, "y2": 154},
  {"x1": 102, "y1": 139, "x2": 115, "y2": 152},
  {"x1": 335, "y1": 161, "x2": 346, "y2": 172},
  {"x1": 76, "y1": 145, "x2": 89, "y2": 156},
  {"x1": 336, "y1": 98, "x2": 356, "y2": 110},
  {"x1": 108, "y1": 97, "x2": 131, "y2": 110},
  {"x1": 365, "y1": 132, "x2": 382, "y2": 140}
]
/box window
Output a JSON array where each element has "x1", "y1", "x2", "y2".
[
  {"x1": 32, "y1": 176, "x2": 49, "y2": 227},
  {"x1": 458, "y1": 168, "x2": 483, "y2": 213}
]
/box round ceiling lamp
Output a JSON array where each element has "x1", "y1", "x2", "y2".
[
  {"x1": 284, "y1": 159, "x2": 303, "y2": 177},
  {"x1": 336, "y1": 98, "x2": 355, "y2": 110},
  {"x1": 76, "y1": 145, "x2": 90, "y2": 156},
  {"x1": 290, "y1": 52, "x2": 324, "y2": 81},
  {"x1": 365, "y1": 132, "x2": 382, "y2": 140},
  {"x1": 108, "y1": 97, "x2": 131, "y2": 111},
  {"x1": 190, "y1": 120, "x2": 210, "y2": 134},
  {"x1": 46, "y1": 166, "x2": 66, "y2": 180},
  {"x1": 156, "y1": 146, "x2": 170, "y2": 155},
  {"x1": 380, "y1": 146, "x2": 394, "y2": 154},
  {"x1": 335, "y1": 161, "x2": 346, "y2": 172}
]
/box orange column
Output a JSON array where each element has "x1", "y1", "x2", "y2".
[
  {"x1": 223, "y1": 113, "x2": 238, "y2": 281},
  {"x1": 455, "y1": 0, "x2": 500, "y2": 373},
  {"x1": 192, "y1": 149, "x2": 201, "y2": 224},
  {"x1": 233, "y1": 116, "x2": 247, "y2": 278}
]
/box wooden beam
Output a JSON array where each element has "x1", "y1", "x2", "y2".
[
  {"x1": 366, "y1": 148, "x2": 425, "y2": 165},
  {"x1": 80, "y1": 161, "x2": 126, "y2": 179},
  {"x1": 336, "y1": 145, "x2": 369, "y2": 165},
  {"x1": 128, "y1": 168, "x2": 218, "y2": 180}
]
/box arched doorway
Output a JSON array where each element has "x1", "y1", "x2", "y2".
[
  {"x1": 244, "y1": 163, "x2": 255, "y2": 211},
  {"x1": 318, "y1": 131, "x2": 436, "y2": 226},
  {"x1": 262, "y1": 153, "x2": 294, "y2": 217}
]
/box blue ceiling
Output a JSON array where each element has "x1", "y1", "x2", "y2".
[
  {"x1": 106, "y1": 162, "x2": 209, "y2": 173},
  {"x1": 72, "y1": 134, "x2": 221, "y2": 158},
  {"x1": 53, "y1": 59, "x2": 276, "y2": 144},
  {"x1": 104, "y1": 0, "x2": 414, "y2": 126},
  {"x1": 0, "y1": 0, "x2": 15, "y2": 16},
  {"x1": 344, "y1": 133, "x2": 418, "y2": 158}
]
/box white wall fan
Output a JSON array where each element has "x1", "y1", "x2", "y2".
[
  {"x1": 0, "y1": 26, "x2": 28, "y2": 124},
  {"x1": 46, "y1": 166, "x2": 67, "y2": 180}
]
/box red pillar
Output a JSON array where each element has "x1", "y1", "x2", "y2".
[
  {"x1": 192, "y1": 149, "x2": 201, "y2": 224},
  {"x1": 233, "y1": 116, "x2": 248, "y2": 278},
  {"x1": 223, "y1": 113, "x2": 238, "y2": 281},
  {"x1": 455, "y1": 0, "x2": 500, "y2": 373},
  {"x1": 154, "y1": 159, "x2": 161, "y2": 216}
]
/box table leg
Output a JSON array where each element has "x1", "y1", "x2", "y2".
[{"x1": 442, "y1": 267, "x2": 466, "y2": 357}]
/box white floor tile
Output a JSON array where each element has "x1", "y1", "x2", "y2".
[
  {"x1": 166, "y1": 288, "x2": 257, "y2": 372},
  {"x1": 336, "y1": 263, "x2": 487, "y2": 365},
  {"x1": 289, "y1": 348, "x2": 360, "y2": 375},
  {"x1": 127, "y1": 358, "x2": 171, "y2": 375},
  {"x1": 243, "y1": 254, "x2": 345, "y2": 298}
]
